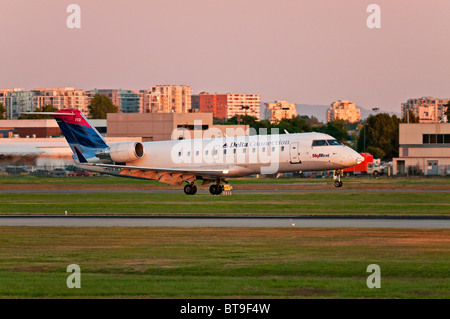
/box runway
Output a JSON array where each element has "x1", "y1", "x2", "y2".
[
  {"x1": 1, "y1": 216, "x2": 449, "y2": 228},
  {"x1": 1, "y1": 189, "x2": 449, "y2": 194}
]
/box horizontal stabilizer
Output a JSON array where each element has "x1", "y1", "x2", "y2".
[{"x1": 21, "y1": 112, "x2": 76, "y2": 116}]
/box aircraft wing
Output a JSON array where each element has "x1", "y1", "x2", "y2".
[
  {"x1": 83, "y1": 162, "x2": 232, "y2": 185},
  {"x1": 88, "y1": 163, "x2": 230, "y2": 174}
]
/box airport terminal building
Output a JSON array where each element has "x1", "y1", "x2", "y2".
[{"x1": 393, "y1": 123, "x2": 450, "y2": 175}]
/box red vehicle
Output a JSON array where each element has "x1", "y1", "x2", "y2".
[
  {"x1": 76, "y1": 170, "x2": 90, "y2": 177},
  {"x1": 343, "y1": 153, "x2": 386, "y2": 176}
]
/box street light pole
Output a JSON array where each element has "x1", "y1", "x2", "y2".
[{"x1": 363, "y1": 123, "x2": 366, "y2": 152}]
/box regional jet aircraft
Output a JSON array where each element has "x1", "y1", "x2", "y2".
[{"x1": 27, "y1": 109, "x2": 364, "y2": 195}]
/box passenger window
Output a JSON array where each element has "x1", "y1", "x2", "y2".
[
  {"x1": 233, "y1": 149, "x2": 236, "y2": 154},
  {"x1": 205, "y1": 150, "x2": 209, "y2": 156},
  {"x1": 281, "y1": 146, "x2": 284, "y2": 151},
  {"x1": 196, "y1": 151, "x2": 199, "y2": 156}
]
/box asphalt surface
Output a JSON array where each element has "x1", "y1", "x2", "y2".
[
  {"x1": 1, "y1": 189, "x2": 449, "y2": 194},
  {"x1": 1, "y1": 216, "x2": 449, "y2": 228}
]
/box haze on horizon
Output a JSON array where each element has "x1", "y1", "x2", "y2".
[{"x1": 0, "y1": 0, "x2": 449, "y2": 114}]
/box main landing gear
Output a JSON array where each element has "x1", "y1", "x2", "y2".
[
  {"x1": 183, "y1": 179, "x2": 227, "y2": 195},
  {"x1": 334, "y1": 170, "x2": 343, "y2": 188},
  {"x1": 209, "y1": 184, "x2": 223, "y2": 195},
  {"x1": 184, "y1": 183, "x2": 197, "y2": 195}
]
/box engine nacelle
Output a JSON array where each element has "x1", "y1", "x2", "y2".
[{"x1": 95, "y1": 142, "x2": 144, "y2": 163}]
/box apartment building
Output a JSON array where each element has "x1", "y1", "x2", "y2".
[
  {"x1": 199, "y1": 92, "x2": 261, "y2": 120},
  {"x1": 141, "y1": 85, "x2": 192, "y2": 113},
  {"x1": 0, "y1": 88, "x2": 34, "y2": 119},
  {"x1": 327, "y1": 100, "x2": 361, "y2": 123},
  {"x1": 32, "y1": 87, "x2": 91, "y2": 114},
  {"x1": 401, "y1": 97, "x2": 449, "y2": 123},
  {"x1": 265, "y1": 100, "x2": 297, "y2": 123}
]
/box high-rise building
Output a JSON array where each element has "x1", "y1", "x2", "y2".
[
  {"x1": 199, "y1": 93, "x2": 261, "y2": 120},
  {"x1": 0, "y1": 88, "x2": 35, "y2": 119},
  {"x1": 199, "y1": 93, "x2": 228, "y2": 119},
  {"x1": 327, "y1": 100, "x2": 361, "y2": 123},
  {"x1": 141, "y1": 85, "x2": 192, "y2": 113},
  {"x1": 265, "y1": 100, "x2": 297, "y2": 123},
  {"x1": 401, "y1": 97, "x2": 449, "y2": 123},
  {"x1": 191, "y1": 95, "x2": 200, "y2": 110},
  {"x1": 32, "y1": 87, "x2": 91, "y2": 115},
  {"x1": 117, "y1": 90, "x2": 141, "y2": 113}
]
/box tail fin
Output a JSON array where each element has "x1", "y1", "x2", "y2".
[{"x1": 51, "y1": 109, "x2": 108, "y2": 162}]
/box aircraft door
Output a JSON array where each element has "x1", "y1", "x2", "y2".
[{"x1": 290, "y1": 142, "x2": 302, "y2": 164}]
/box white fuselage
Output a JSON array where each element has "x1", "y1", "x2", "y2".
[{"x1": 81, "y1": 132, "x2": 363, "y2": 179}]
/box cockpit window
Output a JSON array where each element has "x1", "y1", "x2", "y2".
[
  {"x1": 327, "y1": 140, "x2": 342, "y2": 145},
  {"x1": 312, "y1": 140, "x2": 328, "y2": 146},
  {"x1": 312, "y1": 139, "x2": 342, "y2": 146}
]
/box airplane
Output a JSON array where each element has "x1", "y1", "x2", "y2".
[{"x1": 25, "y1": 109, "x2": 364, "y2": 195}]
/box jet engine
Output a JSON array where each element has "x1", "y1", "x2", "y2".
[{"x1": 95, "y1": 142, "x2": 144, "y2": 163}]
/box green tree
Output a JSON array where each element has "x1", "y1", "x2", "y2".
[
  {"x1": 313, "y1": 119, "x2": 348, "y2": 143},
  {"x1": 444, "y1": 100, "x2": 450, "y2": 121},
  {"x1": 0, "y1": 103, "x2": 6, "y2": 119},
  {"x1": 300, "y1": 115, "x2": 321, "y2": 126},
  {"x1": 18, "y1": 105, "x2": 58, "y2": 119},
  {"x1": 401, "y1": 110, "x2": 419, "y2": 123},
  {"x1": 88, "y1": 94, "x2": 118, "y2": 119},
  {"x1": 357, "y1": 113, "x2": 400, "y2": 160},
  {"x1": 275, "y1": 116, "x2": 311, "y2": 134},
  {"x1": 224, "y1": 115, "x2": 272, "y2": 132},
  {"x1": 366, "y1": 146, "x2": 386, "y2": 160}
]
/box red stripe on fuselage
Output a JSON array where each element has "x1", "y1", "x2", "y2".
[{"x1": 53, "y1": 109, "x2": 92, "y2": 128}]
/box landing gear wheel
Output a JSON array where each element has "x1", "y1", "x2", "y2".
[
  {"x1": 209, "y1": 184, "x2": 217, "y2": 195},
  {"x1": 184, "y1": 184, "x2": 197, "y2": 195},
  {"x1": 334, "y1": 170, "x2": 343, "y2": 188},
  {"x1": 334, "y1": 181, "x2": 343, "y2": 188},
  {"x1": 209, "y1": 184, "x2": 223, "y2": 195}
]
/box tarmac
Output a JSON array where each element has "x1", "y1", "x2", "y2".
[{"x1": 1, "y1": 215, "x2": 449, "y2": 228}]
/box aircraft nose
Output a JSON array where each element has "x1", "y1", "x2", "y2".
[{"x1": 356, "y1": 154, "x2": 364, "y2": 164}]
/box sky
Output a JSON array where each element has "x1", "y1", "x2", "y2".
[{"x1": 1, "y1": 0, "x2": 449, "y2": 114}]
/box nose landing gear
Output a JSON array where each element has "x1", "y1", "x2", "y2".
[{"x1": 334, "y1": 170, "x2": 343, "y2": 188}]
